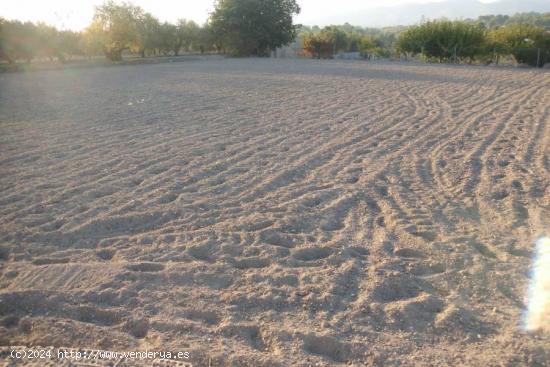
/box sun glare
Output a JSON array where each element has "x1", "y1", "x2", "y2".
[{"x1": 524, "y1": 237, "x2": 550, "y2": 331}]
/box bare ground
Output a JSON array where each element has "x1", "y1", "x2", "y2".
[{"x1": 0, "y1": 59, "x2": 549, "y2": 366}]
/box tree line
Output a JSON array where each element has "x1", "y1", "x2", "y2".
[
  {"x1": 301, "y1": 25, "x2": 394, "y2": 59},
  {"x1": 396, "y1": 20, "x2": 549, "y2": 66},
  {"x1": 0, "y1": 4, "x2": 209, "y2": 63},
  {"x1": 1, "y1": 1, "x2": 548, "y2": 67},
  {"x1": 299, "y1": 14, "x2": 550, "y2": 67},
  {"x1": 0, "y1": 0, "x2": 301, "y2": 63}
]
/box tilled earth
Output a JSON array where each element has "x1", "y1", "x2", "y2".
[{"x1": 0, "y1": 59, "x2": 549, "y2": 366}]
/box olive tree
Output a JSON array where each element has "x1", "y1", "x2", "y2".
[
  {"x1": 135, "y1": 13, "x2": 161, "y2": 57},
  {"x1": 92, "y1": 1, "x2": 144, "y2": 61},
  {"x1": 0, "y1": 19, "x2": 38, "y2": 63}
]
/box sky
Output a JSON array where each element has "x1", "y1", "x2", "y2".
[{"x1": 0, "y1": 0, "x2": 518, "y2": 31}]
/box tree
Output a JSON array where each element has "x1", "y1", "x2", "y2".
[
  {"x1": 302, "y1": 32, "x2": 323, "y2": 58},
  {"x1": 346, "y1": 32, "x2": 362, "y2": 52},
  {"x1": 0, "y1": 20, "x2": 38, "y2": 63},
  {"x1": 488, "y1": 24, "x2": 548, "y2": 66},
  {"x1": 396, "y1": 20, "x2": 486, "y2": 63},
  {"x1": 321, "y1": 26, "x2": 348, "y2": 56},
  {"x1": 359, "y1": 35, "x2": 389, "y2": 58},
  {"x1": 174, "y1": 20, "x2": 200, "y2": 54},
  {"x1": 157, "y1": 22, "x2": 177, "y2": 55},
  {"x1": 80, "y1": 22, "x2": 106, "y2": 59},
  {"x1": 302, "y1": 26, "x2": 355, "y2": 58},
  {"x1": 135, "y1": 13, "x2": 161, "y2": 57},
  {"x1": 195, "y1": 24, "x2": 216, "y2": 54},
  {"x1": 92, "y1": 1, "x2": 144, "y2": 61},
  {"x1": 302, "y1": 31, "x2": 334, "y2": 58},
  {"x1": 396, "y1": 25, "x2": 428, "y2": 57},
  {"x1": 57, "y1": 30, "x2": 82, "y2": 60},
  {"x1": 209, "y1": 0, "x2": 301, "y2": 56}
]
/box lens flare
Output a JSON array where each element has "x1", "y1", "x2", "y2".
[{"x1": 524, "y1": 237, "x2": 550, "y2": 331}]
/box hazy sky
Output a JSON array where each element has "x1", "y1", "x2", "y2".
[{"x1": 1, "y1": 0, "x2": 502, "y2": 30}]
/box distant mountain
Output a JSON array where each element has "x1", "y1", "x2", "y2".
[{"x1": 307, "y1": 0, "x2": 550, "y2": 27}]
